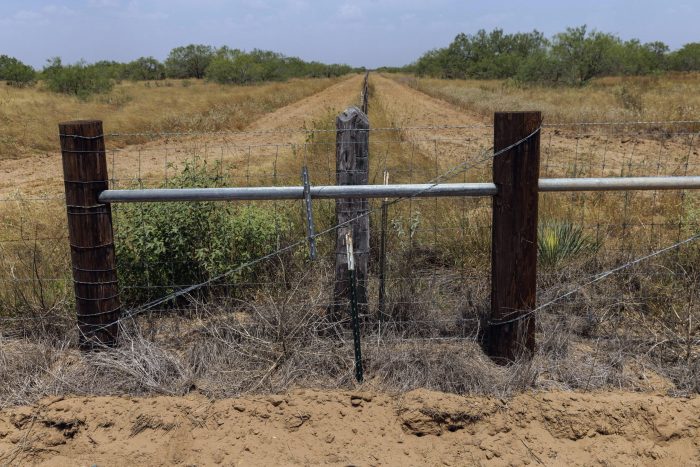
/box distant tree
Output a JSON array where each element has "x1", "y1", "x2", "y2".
[
  {"x1": 123, "y1": 57, "x2": 166, "y2": 80},
  {"x1": 414, "y1": 29, "x2": 548, "y2": 79},
  {"x1": 668, "y1": 43, "x2": 700, "y2": 71},
  {"x1": 248, "y1": 49, "x2": 285, "y2": 81},
  {"x1": 206, "y1": 48, "x2": 353, "y2": 84},
  {"x1": 0, "y1": 55, "x2": 36, "y2": 87},
  {"x1": 550, "y1": 26, "x2": 620, "y2": 85},
  {"x1": 410, "y1": 26, "x2": 691, "y2": 85},
  {"x1": 42, "y1": 57, "x2": 114, "y2": 97},
  {"x1": 206, "y1": 54, "x2": 261, "y2": 84},
  {"x1": 516, "y1": 50, "x2": 563, "y2": 84},
  {"x1": 283, "y1": 56, "x2": 309, "y2": 77},
  {"x1": 165, "y1": 44, "x2": 215, "y2": 79},
  {"x1": 414, "y1": 48, "x2": 451, "y2": 78}
]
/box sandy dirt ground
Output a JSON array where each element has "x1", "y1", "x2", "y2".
[
  {"x1": 370, "y1": 74, "x2": 493, "y2": 181},
  {"x1": 0, "y1": 389, "x2": 698, "y2": 466}
]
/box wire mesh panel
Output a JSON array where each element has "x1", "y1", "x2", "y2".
[
  {"x1": 100, "y1": 125, "x2": 495, "y2": 336},
  {"x1": 0, "y1": 116, "x2": 698, "y2": 396},
  {"x1": 532, "y1": 122, "x2": 699, "y2": 390}
]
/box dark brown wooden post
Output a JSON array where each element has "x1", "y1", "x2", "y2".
[
  {"x1": 59, "y1": 120, "x2": 121, "y2": 349},
  {"x1": 485, "y1": 111, "x2": 541, "y2": 362},
  {"x1": 332, "y1": 107, "x2": 369, "y2": 323}
]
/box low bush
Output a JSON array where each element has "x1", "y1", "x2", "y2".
[
  {"x1": 0, "y1": 55, "x2": 36, "y2": 87},
  {"x1": 114, "y1": 159, "x2": 287, "y2": 305},
  {"x1": 42, "y1": 58, "x2": 114, "y2": 97}
]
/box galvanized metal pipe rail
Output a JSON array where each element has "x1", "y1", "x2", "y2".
[{"x1": 99, "y1": 176, "x2": 700, "y2": 203}]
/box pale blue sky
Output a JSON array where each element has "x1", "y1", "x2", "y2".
[{"x1": 1, "y1": 0, "x2": 698, "y2": 69}]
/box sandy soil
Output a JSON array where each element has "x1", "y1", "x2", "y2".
[
  {"x1": 370, "y1": 74, "x2": 493, "y2": 180},
  {"x1": 0, "y1": 389, "x2": 698, "y2": 466}
]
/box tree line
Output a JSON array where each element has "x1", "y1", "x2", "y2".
[
  {"x1": 389, "y1": 26, "x2": 700, "y2": 85},
  {"x1": 0, "y1": 44, "x2": 358, "y2": 96}
]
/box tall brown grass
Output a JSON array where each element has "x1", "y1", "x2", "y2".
[
  {"x1": 0, "y1": 77, "x2": 346, "y2": 159},
  {"x1": 393, "y1": 73, "x2": 700, "y2": 125}
]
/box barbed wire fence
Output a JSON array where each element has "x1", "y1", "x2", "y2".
[{"x1": 0, "y1": 76, "x2": 699, "y2": 398}]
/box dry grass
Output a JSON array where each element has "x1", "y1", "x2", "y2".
[
  {"x1": 1, "y1": 268, "x2": 696, "y2": 409},
  {"x1": 394, "y1": 73, "x2": 700, "y2": 125},
  {"x1": 0, "y1": 196, "x2": 72, "y2": 337},
  {"x1": 0, "y1": 77, "x2": 346, "y2": 159}
]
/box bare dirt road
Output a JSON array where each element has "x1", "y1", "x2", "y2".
[
  {"x1": 370, "y1": 74, "x2": 493, "y2": 182},
  {"x1": 1, "y1": 389, "x2": 698, "y2": 466}
]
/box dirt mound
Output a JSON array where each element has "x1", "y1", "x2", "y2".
[{"x1": 1, "y1": 390, "x2": 697, "y2": 465}]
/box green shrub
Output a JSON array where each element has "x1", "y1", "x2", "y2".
[
  {"x1": 538, "y1": 220, "x2": 599, "y2": 268},
  {"x1": 411, "y1": 26, "x2": 696, "y2": 84},
  {"x1": 42, "y1": 57, "x2": 114, "y2": 97},
  {"x1": 668, "y1": 43, "x2": 700, "y2": 72},
  {"x1": 114, "y1": 160, "x2": 287, "y2": 305},
  {"x1": 123, "y1": 56, "x2": 166, "y2": 81},
  {"x1": 205, "y1": 48, "x2": 353, "y2": 85},
  {"x1": 165, "y1": 44, "x2": 215, "y2": 79},
  {"x1": 206, "y1": 55, "x2": 262, "y2": 84},
  {"x1": 0, "y1": 55, "x2": 36, "y2": 87}
]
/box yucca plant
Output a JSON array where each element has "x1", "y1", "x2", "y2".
[{"x1": 538, "y1": 220, "x2": 599, "y2": 268}]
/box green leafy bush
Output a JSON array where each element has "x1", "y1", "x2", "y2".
[
  {"x1": 668, "y1": 43, "x2": 700, "y2": 72},
  {"x1": 165, "y1": 44, "x2": 215, "y2": 79},
  {"x1": 411, "y1": 26, "x2": 700, "y2": 84},
  {"x1": 538, "y1": 220, "x2": 600, "y2": 268},
  {"x1": 123, "y1": 56, "x2": 166, "y2": 81},
  {"x1": 206, "y1": 47, "x2": 353, "y2": 84},
  {"x1": 114, "y1": 160, "x2": 286, "y2": 304},
  {"x1": 42, "y1": 58, "x2": 114, "y2": 97},
  {"x1": 0, "y1": 55, "x2": 36, "y2": 87}
]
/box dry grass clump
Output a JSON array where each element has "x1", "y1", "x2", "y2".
[
  {"x1": 394, "y1": 73, "x2": 700, "y2": 126},
  {"x1": 0, "y1": 329, "x2": 192, "y2": 408},
  {"x1": 0, "y1": 196, "x2": 72, "y2": 337},
  {"x1": 1, "y1": 259, "x2": 696, "y2": 408},
  {"x1": 0, "y1": 77, "x2": 346, "y2": 159}
]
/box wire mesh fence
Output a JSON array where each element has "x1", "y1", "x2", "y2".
[{"x1": 1, "y1": 116, "x2": 699, "y2": 398}]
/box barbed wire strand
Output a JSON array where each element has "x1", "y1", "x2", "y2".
[
  {"x1": 490, "y1": 232, "x2": 700, "y2": 327},
  {"x1": 84, "y1": 124, "x2": 542, "y2": 334},
  {"x1": 102, "y1": 120, "x2": 700, "y2": 138}
]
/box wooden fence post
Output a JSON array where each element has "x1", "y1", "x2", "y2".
[
  {"x1": 59, "y1": 120, "x2": 121, "y2": 349},
  {"x1": 332, "y1": 107, "x2": 370, "y2": 323},
  {"x1": 361, "y1": 71, "x2": 369, "y2": 115},
  {"x1": 485, "y1": 111, "x2": 541, "y2": 362}
]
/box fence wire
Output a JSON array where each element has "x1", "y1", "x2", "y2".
[{"x1": 1, "y1": 119, "x2": 699, "y2": 395}]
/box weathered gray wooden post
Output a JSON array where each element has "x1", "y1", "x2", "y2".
[
  {"x1": 361, "y1": 71, "x2": 369, "y2": 115},
  {"x1": 332, "y1": 107, "x2": 370, "y2": 323}
]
